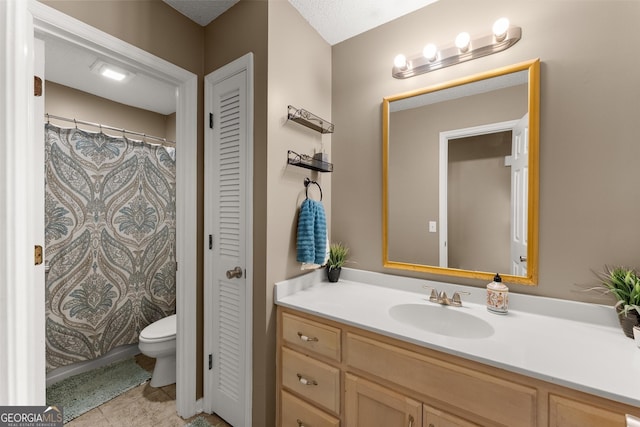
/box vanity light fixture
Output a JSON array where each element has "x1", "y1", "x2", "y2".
[{"x1": 392, "y1": 18, "x2": 521, "y2": 79}]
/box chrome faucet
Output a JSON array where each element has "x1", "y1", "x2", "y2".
[{"x1": 423, "y1": 286, "x2": 470, "y2": 307}]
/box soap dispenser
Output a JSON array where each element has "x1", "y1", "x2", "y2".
[{"x1": 487, "y1": 273, "x2": 508, "y2": 314}]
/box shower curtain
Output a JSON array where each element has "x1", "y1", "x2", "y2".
[{"x1": 44, "y1": 124, "x2": 176, "y2": 372}]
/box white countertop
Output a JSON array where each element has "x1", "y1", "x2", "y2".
[{"x1": 274, "y1": 268, "x2": 640, "y2": 408}]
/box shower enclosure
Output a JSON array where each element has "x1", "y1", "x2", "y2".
[{"x1": 44, "y1": 123, "x2": 176, "y2": 372}]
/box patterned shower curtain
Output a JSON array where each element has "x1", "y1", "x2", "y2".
[{"x1": 44, "y1": 124, "x2": 176, "y2": 372}]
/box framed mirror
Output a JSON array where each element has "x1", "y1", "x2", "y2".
[{"x1": 382, "y1": 59, "x2": 540, "y2": 285}]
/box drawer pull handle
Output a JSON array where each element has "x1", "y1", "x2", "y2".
[
  {"x1": 296, "y1": 419, "x2": 306, "y2": 427},
  {"x1": 408, "y1": 415, "x2": 414, "y2": 427},
  {"x1": 296, "y1": 373, "x2": 318, "y2": 386},
  {"x1": 297, "y1": 332, "x2": 319, "y2": 342}
]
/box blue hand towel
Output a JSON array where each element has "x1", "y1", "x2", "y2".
[{"x1": 296, "y1": 198, "x2": 327, "y2": 265}]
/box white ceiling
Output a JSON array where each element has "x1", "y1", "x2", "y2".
[
  {"x1": 287, "y1": 0, "x2": 439, "y2": 46},
  {"x1": 163, "y1": 0, "x2": 439, "y2": 45},
  {"x1": 163, "y1": 0, "x2": 240, "y2": 26},
  {"x1": 45, "y1": 0, "x2": 438, "y2": 116}
]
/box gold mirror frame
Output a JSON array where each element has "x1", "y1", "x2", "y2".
[{"x1": 382, "y1": 59, "x2": 540, "y2": 285}]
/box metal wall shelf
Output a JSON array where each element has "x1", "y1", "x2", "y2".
[
  {"x1": 287, "y1": 150, "x2": 333, "y2": 173},
  {"x1": 287, "y1": 105, "x2": 334, "y2": 134}
]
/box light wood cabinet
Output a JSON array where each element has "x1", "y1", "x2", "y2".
[
  {"x1": 276, "y1": 307, "x2": 640, "y2": 427},
  {"x1": 423, "y1": 404, "x2": 480, "y2": 427},
  {"x1": 281, "y1": 347, "x2": 340, "y2": 414},
  {"x1": 345, "y1": 373, "x2": 421, "y2": 427},
  {"x1": 548, "y1": 394, "x2": 626, "y2": 427},
  {"x1": 345, "y1": 332, "x2": 536, "y2": 427},
  {"x1": 281, "y1": 390, "x2": 339, "y2": 427}
]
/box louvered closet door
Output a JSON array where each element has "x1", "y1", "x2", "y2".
[{"x1": 205, "y1": 67, "x2": 249, "y2": 427}]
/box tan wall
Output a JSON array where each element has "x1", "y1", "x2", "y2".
[
  {"x1": 45, "y1": 82, "x2": 172, "y2": 140},
  {"x1": 204, "y1": 1, "x2": 270, "y2": 424},
  {"x1": 266, "y1": 2, "x2": 331, "y2": 426},
  {"x1": 388, "y1": 85, "x2": 526, "y2": 266},
  {"x1": 332, "y1": 0, "x2": 640, "y2": 302}
]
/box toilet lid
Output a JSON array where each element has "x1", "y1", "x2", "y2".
[{"x1": 140, "y1": 314, "x2": 176, "y2": 341}]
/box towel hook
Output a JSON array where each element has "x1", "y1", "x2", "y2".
[{"x1": 304, "y1": 177, "x2": 322, "y2": 201}]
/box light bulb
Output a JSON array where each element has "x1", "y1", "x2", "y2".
[
  {"x1": 493, "y1": 17, "x2": 510, "y2": 40},
  {"x1": 422, "y1": 44, "x2": 437, "y2": 62},
  {"x1": 455, "y1": 32, "x2": 471, "y2": 52},
  {"x1": 394, "y1": 54, "x2": 407, "y2": 69},
  {"x1": 101, "y1": 67, "x2": 127, "y2": 81}
]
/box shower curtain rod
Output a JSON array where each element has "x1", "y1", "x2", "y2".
[{"x1": 45, "y1": 113, "x2": 176, "y2": 146}]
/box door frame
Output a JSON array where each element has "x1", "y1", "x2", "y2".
[
  {"x1": 0, "y1": 1, "x2": 199, "y2": 416},
  {"x1": 203, "y1": 53, "x2": 254, "y2": 426},
  {"x1": 438, "y1": 120, "x2": 518, "y2": 268}
]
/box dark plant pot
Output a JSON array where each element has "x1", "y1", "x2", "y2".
[
  {"x1": 616, "y1": 307, "x2": 640, "y2": 338},
  {"x1": 327, "y1": 266, "x2": 341, "y2": 283}
]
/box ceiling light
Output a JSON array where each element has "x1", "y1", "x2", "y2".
[
  {"x1": 493, "y1": 17, "x2": 510, "y2": 41},
  {"x1": 455, "y1": 32, "x2": 471, "y2": 52},
  {"x1": 101, "y1": 68, "x2": 127, "y2": 81},
  {"x1": 422, "y1": 44, "x2": 437, "y2": 62},
  {"x1": 90, "y1": 60, "x2": 134, "y2": 82}
]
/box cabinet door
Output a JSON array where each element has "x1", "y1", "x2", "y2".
[
  {"x1": 423, "y1": 404, "x2": 480, "y2": 427},
  {"x1": 345, "y1": 373, "x2": 421, "y2": 427},
  {"x1": 549, "y1": 394, "x2": 625, "y2": 427}
]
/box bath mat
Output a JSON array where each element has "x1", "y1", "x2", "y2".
[
  {"x1": 186, "y1": 416, "x2": 215, "y2": 427},
  {"x1": 46, "y1": 357, "x2": 151, "y2": 423}
]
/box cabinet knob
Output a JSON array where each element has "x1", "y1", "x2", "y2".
[
  {"x1": 408, "y1": 415, "x2": 414, "y2": 427},
  {"x1": 296, "y1": 419, "x2": 306, "y2": 427}
]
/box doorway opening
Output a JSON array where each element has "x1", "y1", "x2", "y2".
[{"x1": 28, "y1": 2, "x2": 198, "y2": 417}]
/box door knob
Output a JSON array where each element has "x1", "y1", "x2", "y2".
[
  {"x1": 226, "y1": 266, "x2": 243, "y2": 279},
  {"x1": 520, "y1": 255, "x2": 527, "y2": 262}
]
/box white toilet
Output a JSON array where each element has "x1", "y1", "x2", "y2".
[{"x1": 138, "y1": 314, "x2": 176, "y2": 387}]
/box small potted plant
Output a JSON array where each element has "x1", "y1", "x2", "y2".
[
  {"x1": 593, "y1": 265, "x2": 640, "y2": 338},
  {"x1": 326, "y1": 242, "x2": 349, "y2": 283}
]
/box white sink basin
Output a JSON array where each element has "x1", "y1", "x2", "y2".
[{"x1": 389, "y1": 303, "x2": 494, "y2": 339}]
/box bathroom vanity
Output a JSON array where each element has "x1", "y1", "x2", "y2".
[{"x1": 275, "y1": 269, "x2": 640, "y2": 427}]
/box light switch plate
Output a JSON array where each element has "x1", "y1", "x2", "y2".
[{"x1": 429, "y1": 221, "x2": 437, "y2": 233}]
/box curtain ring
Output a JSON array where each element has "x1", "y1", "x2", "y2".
[
  {"x1": 99, "y1": 123, "x2": 102, "y2": 133},
  {"x1": 73, "y1": 118, "x2": 77, "y2": 129},
  {"x1": 46, "y1": 113, "x2": 50, "y2": 124}
]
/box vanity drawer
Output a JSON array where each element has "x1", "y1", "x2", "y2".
[
  {"x1": 281, "y1": 390, "x2": 340, "y2": 427},
  {"x1": 345, "y1": 333, "x2": 537, "y2": 427},
  {"x1": 282, "y1": 312, "x2": 341, "y2": 361},
  {"x1": 282, "y1": 347, "x2": 340, "y2": 414}
]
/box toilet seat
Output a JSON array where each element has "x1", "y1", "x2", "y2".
[{"x1": 140, "y1": 314, "x2": 176, "y2": 343}]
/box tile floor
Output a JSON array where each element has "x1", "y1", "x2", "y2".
[{"x1": 65, "y1": 355, "x2": 231, "y2": 427}]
